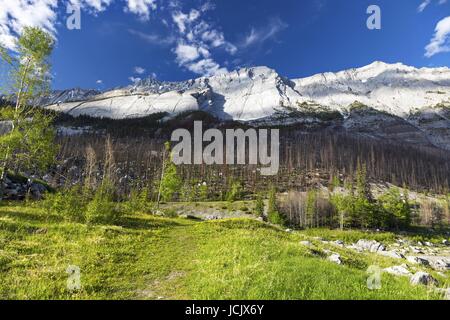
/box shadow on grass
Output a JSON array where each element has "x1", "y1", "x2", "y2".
[
  {"x1": 117, "y1": 215, "x2": 185, "y2": 231},
  {"x1": 0, "y1": 208, "x2": 63, "y2": 224},
  {"x1": 404, "y1": 225, "x2": 450, "y2": 240}
]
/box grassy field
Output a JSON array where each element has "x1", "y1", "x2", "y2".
[{"x1": 0, "y1": 202, "x2": 447, "y2": 300}]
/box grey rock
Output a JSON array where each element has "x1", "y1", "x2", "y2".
[
  {"x1": 410, "y1": 272, "x2": 438, "y2": 286},
  {"x1": 0, "y1": 120, "x2": 13, "y2": 136},
  {"x1": 406, "y1": 256, "x2": 430, "y2": 266},
  {"x1": 356, "y1": 239, "x2": 386, "y2": 252},
  {"x1": 328, "y1": 253, "x2": 342, "y2": 265},
  {"x1": 333, "y1": 240, "x2": 345, "y2": 247},
  {"x1": 430, "y1": 259, "x2": 450, "y2": 271},
  {"x1": 384, "y1": 265, "x2": 412, "y2": 277},
  {"x1": 300, "y1": 241, "x2": 313, "y2": 247},
  {"x1": 378, "y1": 250, "x2": 405, "y2": 259}
]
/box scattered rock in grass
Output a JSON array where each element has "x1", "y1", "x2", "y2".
[
  {"x1": 285, "y1": 229, "x2": 293, "y2": 233},
  {"x1": 435, "y1": 288, "x2": 450, "y2": 300},
  {"x1": 299, "y1": 241, "x2": 313, "y2": 247},
  {"x1": 430, "y1": 259, "x2": 450, "y2": 271},
  {"x1": 346, "y1": 244, "x2": 363, "y2": 252},
  {"x1": 33, "y1": 228, "x2": 48, "y2": 235},
  {"x1": 442, "y1": 239, "x2": 449, "y2": 246},
  {"x1": 378, "y1": 250, "x2": 405, "y2": 259},
  {"x1": 410, "y1": 247, "x2": 425, "y2": 254},
  {"x1": 205, "y1": 215, "x2": 220, "y2": 221},
  {"x1": 383, "y1": 265, "x2": 412, "y2": 277},
  {"x1": 406, "y1": 256, "x2": 430, "y2": 266},
  {"x1": 333, "y1": 240, "x2": 344, "y2": 247},
  {"x1": 424, "y1": 241, "x2": 434, "y2": 247},
  {"x1": 410, "y1": 272, "x2": 438, "y2": 286},
  {"x1": 355, "y1": 239, "x2": 385, "y2": 253},
  {"x1": 328, "y1": 253, "x2": 342, "y2": 265}
]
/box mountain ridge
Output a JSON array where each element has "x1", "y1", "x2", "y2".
[{"x1": 43, "y1": 61, "x2": 450, "y2": 121}]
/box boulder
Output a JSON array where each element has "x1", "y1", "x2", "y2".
[
  {"x1": 406, "y1": 256, "x2": 430, "y2": 266},
  {"x1": 299, "y1": 241, "x2": 313, "y2": 247},
  {"x1": 328, "y1": 253, "x2": 342, "y2": 265},
  {"x1": 0, "y1": 120, "x2": 13, "y2": 136},
  {"x1": 378, "y1": 250, "x2": 405, "y2": 259},
  {"x1": 410, "y1": 272, "x2": 438, "y2": 286},
  {"x1": 383, "y1": 265, "x2": 411, "y2": 277},
  {"x1": 430, "y1": 259, "x2": 450, "y2": 271},
  {"x1": 355, "y1": 239, "x2": 385, "y2": 252},
  {"x1": 333, "y1": 240, "x2": 345, "y2": 247}
]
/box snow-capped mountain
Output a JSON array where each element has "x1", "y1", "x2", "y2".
[
  {"x1": 45, "y1": 61, "x2": 450, "y2": 121},
  {"x1": 44, "y1": 61, "x2": 450, "y2": 150}
]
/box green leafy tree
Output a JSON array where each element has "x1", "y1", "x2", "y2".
[
  {"x1": 226, "y1": 179, "x2": 242, "y2": 203},
  {"x1": 380, "y1": 187, "x2": 411, "y2": 229},
  {"x1": 306, "y1": 190, "x2": 317, "y2": 228},
  {"x1": 255, "y1": 192, "x2": 265, "y2": 217},
  {"x1": 0, "y1": 27, "x2": 57, "y2": 199},
  {"x1": 267, "y1": 186, "x2": 284, "y2": 225},
  {"x1": 157, "y1": 142, "x2": 181, "y2": 204}
]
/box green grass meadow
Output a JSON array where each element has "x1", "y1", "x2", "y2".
[{"x1": 0, "y1": 203, "x2": 445, "y2": 300}]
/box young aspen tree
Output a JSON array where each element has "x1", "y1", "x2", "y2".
[{"x1": 0, "y1": 27, "x2": 57, "y2": 200}]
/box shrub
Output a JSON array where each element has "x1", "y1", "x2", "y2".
[
  {"x1": 123, "y1": 186, "x2": 153, "y2": 214},
  {"x1": 267, "y1": 187, "x2": 284, "y2": 225},
  {"x1": 255, "y1": 193, "x2": 265, "y2": 217},
  {"x1": 379, "y1": 187, "x2": 411, "y2": 229},
  {"x1": 85, "y1": 181, "x2": 121, "y2": 225},
  {"x1": 42, "y1": 185, "x2": 87, "y2": 222},
  {"x1": 226, "y1": 179, "x2": 242, "y2": 202}
]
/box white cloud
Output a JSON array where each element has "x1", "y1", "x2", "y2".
[
  {"x1": 186, "y1": 58, "x2": 227, "y2": 77},
  {"x1": 0, "y1": 0, "x2": 160, "y2": 50},
  {"x1": 418, "y1": 0, "x2": 448, "y2": 12},
  {"x1": 0, "y1": 0, "x2": 58, "y2": 50},
  {"x1": 124, "y1": 0, "x2": 157, "y2": 21},
  {"x1": 170, "y1": 4, "x2": 236, "y2": 76},
  {"x1": 172, "y1": 10, "x2": 200, "y2": 34},
  {"x1": 134, "y1": 66, "x2": 146, "y2": 74},
  {"x1": 418, "y1": 0, "x2": 431, "y2": 12},
  {"x1": 128, "y1": 29, "x2": 175, "y2": 45},
  {"x1": 425, "y1": 16, "x2": 450, "y2": 57},
  {"x1": 175, "y1": 43, "x2": 201, "y2": 63},
  {"x1": 71, "y1": 0, "x2": 113, "y2": 13},
  {"x1": 129, "y1": 76, "x2": 142, "y2": 84},
  {"x1": 242, "y1": 17, "x2": 288, "y2": 48},
  {"x1": 96, "y1": 79, "x2": 103, "y2": 84}
]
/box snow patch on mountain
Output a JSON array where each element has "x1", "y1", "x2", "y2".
[{"x1": 44, "y1": 62, "x2": 450, "y2": 123}]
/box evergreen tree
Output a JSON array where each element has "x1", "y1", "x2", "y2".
[
  {"x1": 255, "y1": 192, "x2": 265, "y2": 217},
  {"x1": 158, "y1": 142, "x2": 181, "y2": 203}
]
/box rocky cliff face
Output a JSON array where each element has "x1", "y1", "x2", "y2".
[{"x1": 43, "y1": 62, "x2": 450, "y2": 149}]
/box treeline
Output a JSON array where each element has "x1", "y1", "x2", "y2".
[
  {"x1": 276, "y1": 164, "x2": 450, "y2": 230},
  {"x1": 53, "y1": 130, "x2": 450, "y2": 195}
]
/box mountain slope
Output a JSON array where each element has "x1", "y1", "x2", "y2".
[
  {"x1": 44, "y1": 62, "x2": 450, "y2": 149},
  {"x1": 45, "y1": 62, "x2": 450, "y2": 120}
]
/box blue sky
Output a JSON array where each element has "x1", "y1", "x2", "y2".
[{"x1": 1, "y1": 0, "x2": 450, "y2": 90}]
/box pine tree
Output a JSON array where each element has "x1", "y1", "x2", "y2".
[
  {"x1": 255, "y1": 192, "x2": 265, "y2": 217},
  {"x1": 158, "y1": 142, "x2": 181, "y2": 203}
]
